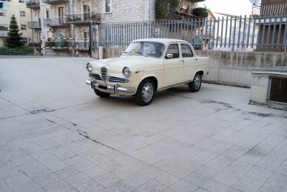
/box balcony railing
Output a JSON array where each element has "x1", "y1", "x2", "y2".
[
  {"x1": 0, "y1": 31, "x2": 8, "y2": 37},
  {"x1": 42, "y1": 0, "x2": 68, "y2": 4},
  {"x1": 26, "y1": 0, "x2": 40, "y2": 9},
  {"x1": 253, "y1": 3, "x2": 287, "y2": 16},
  {"x1": 27, "y1": 21, "x2": 41, "y2": 29},
  {"x1": 66, "y1": 12, "x2": 101, "y2": 24},
  {"x1": 43, "y1": 17, "x2": 68, "y2": 27}
]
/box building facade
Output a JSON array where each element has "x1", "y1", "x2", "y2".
[
  {"x1": 0, "y1": 0, "x2": 32, "y2": 46},
  {"x1": 27, "y1": 0, "x2": 156, "y2": 42}
]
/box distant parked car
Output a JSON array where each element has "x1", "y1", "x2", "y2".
[{"x1": 86, "y1": 38, "x2": 210, "y2": 106}]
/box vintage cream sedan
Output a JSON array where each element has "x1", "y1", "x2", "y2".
[{"x1": 86, "y1": 38, "x2": 210, "y2": 106}]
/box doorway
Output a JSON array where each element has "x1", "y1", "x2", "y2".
[{"x1": 83, "y1": 4, "x2": 90, "y2": 21}]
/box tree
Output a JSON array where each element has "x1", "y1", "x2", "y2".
[{"x1": 6, "y1": 15, "x2": 24, "y2": 49}]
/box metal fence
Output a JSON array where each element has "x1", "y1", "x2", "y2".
[{"x1": 97, "y1": 14, "x2": 287, "y2": 52}]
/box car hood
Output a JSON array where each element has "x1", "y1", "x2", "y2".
[{"x1": 90, "y1": 56, "x2": 163, "y2": 71}]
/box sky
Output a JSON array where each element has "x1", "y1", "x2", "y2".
[{"x1": 198, "y1": 0, "x2": 261, "y2": 16}]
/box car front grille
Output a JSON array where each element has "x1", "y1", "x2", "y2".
[
  {"x1": 109, "y1": 76, "x2": 129, "y2": 83},
  {"x1": 90, "y1": 73, "x2": 102, "y2": 80},
  {"x1": 101, "y1": 67, "x2": 107, "y2": 82}
]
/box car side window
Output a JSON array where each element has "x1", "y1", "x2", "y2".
[
  {"x1": 166, "y1": 44, "x2": 179, "y2": 58},
  {"x1": 181, "y1": 44, "x2": 194, "y2": 57}
]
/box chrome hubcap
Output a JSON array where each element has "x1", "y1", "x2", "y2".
[
  {"x1": 194, "y1": 74, "x2": 201, "y2": 89},
  {"x1": 142, "y1": 83, "x2": 153, "y2": 102}
]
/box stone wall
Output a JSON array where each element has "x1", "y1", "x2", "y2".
[{"x1": 92, "y1": 48, "x2": 287, "y2": 87}]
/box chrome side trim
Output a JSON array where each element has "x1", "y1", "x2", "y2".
[{"x1": 158, "y1": 80, "x2": 193, "y2": 91}]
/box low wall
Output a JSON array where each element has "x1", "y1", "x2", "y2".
[{"x1": 92, "y1": 48, "x2": 287, "y2": 87}]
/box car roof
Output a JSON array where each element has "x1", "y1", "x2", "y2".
[{"x1": 132, "y1": 38, "x2": 190, "y2": 45}]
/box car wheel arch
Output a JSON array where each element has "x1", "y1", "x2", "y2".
[
  {"x1": 139, "y1": 76, "x2": 158, "y2": 92},
  {"x1": 194, "y1": 70, "x2": 204, "y2": 78}
]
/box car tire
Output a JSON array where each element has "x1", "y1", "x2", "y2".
[
  {"x1": 188, "y1": 73, "x2": 202, "y2": 92},
  {"x1": 135, "y1": 79, "x2": 155, "y2": 106},
  {"x1": 94, "y1": 89, "x2": 110, "y2": 98}
]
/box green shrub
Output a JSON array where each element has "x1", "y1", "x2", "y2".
[
  {"x1": 192, "y1": 8, "x2": 208, "y2": 18},
  {"x1": 0, "y1": 46, "x2": 33, "y2": 53}
]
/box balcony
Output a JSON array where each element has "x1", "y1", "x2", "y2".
[
  {"x1": 253, "y1": 3, "x2": 287, "y2": 16},
  {"x1": 42, "y1": 0, "x2": 68, "y2": 4},
  {"x1": 66, "y1": 12, "x2": 101, "y2": 24},
  {"x1": 26, "y1": 0, "x2": 40, "y2": 9},
  {"x1": 27, "y1": 21, "x2": 41, "y2": 29},
  {"x1": 0, "y1": 31, "x2": 8, "y2": 37},
  {"x1": 43, "y1": 18, "x2": 68, "y2": 27}
]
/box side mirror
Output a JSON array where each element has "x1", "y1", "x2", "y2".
[{"x1": 165, "y1": 53, "x2": 173, "y2": 59}]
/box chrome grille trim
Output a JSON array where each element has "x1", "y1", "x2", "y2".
[
  {"x1": 101, "y1": 67, "x2": 107, "y2": 82},
  {"x1": 90, "y1": 73, "x2": 102, "y2": 80},
  {"x1": 108, "y1": 76, "x2": 129, "y2": 83}
]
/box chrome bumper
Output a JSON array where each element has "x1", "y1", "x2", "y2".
[{"x1": 86, "y1": 80, "x2": 136, "y2": 94}]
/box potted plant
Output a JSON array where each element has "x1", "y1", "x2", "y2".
[
  {"x1": 90, "y1": 14, "x2": 100, "y2": 21},
  {"x1": 75, "y1": 18, "x2": 81, "y2": 22},
  {"x1": 68, "y1": 17, "x2": 74, "y2": 22}
]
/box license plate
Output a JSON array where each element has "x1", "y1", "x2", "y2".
[{"x1": 98, "y1": 85, "x2": 107, "y2": 89}]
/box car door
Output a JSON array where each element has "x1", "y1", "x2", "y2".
[
  {"x1": 180, "y1": 43, "x2": 199, "y2": 82},
  {"x1": 164, "y1": 43, "x2": 184, "y2": 87}
]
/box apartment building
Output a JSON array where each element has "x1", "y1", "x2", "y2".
[
  {"x1": 0, "y1": 0, "x2": 32, "y2": 46},
  {"x1": 27, "y1": 0, "x2": 157, "y2": 42}
]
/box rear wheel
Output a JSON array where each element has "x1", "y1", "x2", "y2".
[
  {"x1": 94, "y1": 89, "x2": 110, "y2": 98},
  {"x1": 135, "y1": 79, "x2": 155, "y2": 106},
  {"x1": 188, "y1": 73, "x2": 202, "y2": 92}
]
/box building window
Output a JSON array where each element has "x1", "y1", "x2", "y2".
[
  {"x1": 104, "y1": 0, "x2": 112, "y2": 13},
  {"x1": 19, "y1": 0, "x2": 24, "y2": 3},
  {"x1": 20, "y1": 11, "x2": 25, "y2": 17},
  {"x1": 0, "y1": 10, "x2": 7, "y2": 16},
  {"x1": 3, "y1": 39, "x2": 6, "y2": 45},
  {"x1": 21, "y1": 24, "x2": 26, "y2": 30},
  {"x1": 0, "y1": 25, "x2": 8, "y2": 31}
]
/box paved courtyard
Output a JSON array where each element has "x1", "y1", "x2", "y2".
[{"x1": 0, "y1": 57, "x2": 287, "y2": 192}]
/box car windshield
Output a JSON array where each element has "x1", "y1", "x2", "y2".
[{"x1": 123, "y1": 42, "x2": 165, "y2": 58}]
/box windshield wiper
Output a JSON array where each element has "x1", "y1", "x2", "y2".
[
  {"x1": 122, "y1": 51, "x2": 131, "y2": 56},
  {"x1": 135, "y1": 52, "x2": 146, "y2": 57}
]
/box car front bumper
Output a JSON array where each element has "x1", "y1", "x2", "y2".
[{"x1": 86, "y1": 80, "x2": 136, "y2": 94}]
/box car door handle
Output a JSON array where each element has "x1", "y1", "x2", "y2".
[
  {"x1": 180, "y1": 60, "x2": 184, "y2": 62},
  {"x1": 194, "y1": 58, "x2": 198, "y2": 61}
]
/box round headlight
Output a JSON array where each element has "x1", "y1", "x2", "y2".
[
  {"x1": 86, "y1": 63, "x2": 93, "y2": 72},
  {"x1": 122, "y1": 67, "x2": 130, "y2": 77}
]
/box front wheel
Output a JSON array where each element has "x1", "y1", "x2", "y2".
[
  {"x1": 188, "y1": 73, "x2": 202, "y2": 92},
  {"x1": 135, "y1": 79, "x2": 155, "y2": 106},
  {"x1": 94, "y1": 89, "x2": 110, "y2": 98}
]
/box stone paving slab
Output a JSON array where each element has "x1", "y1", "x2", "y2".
[{"x1": 0, "y1": 57, "x2": 287, "y2": 192}]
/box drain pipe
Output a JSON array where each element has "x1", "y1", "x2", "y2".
[
  {"x1": 72, "y1": 0, "x2": 75, "y2": 38},
  {"x1": 31, "y1": 9, "x2": 35, "y2": 52}
]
